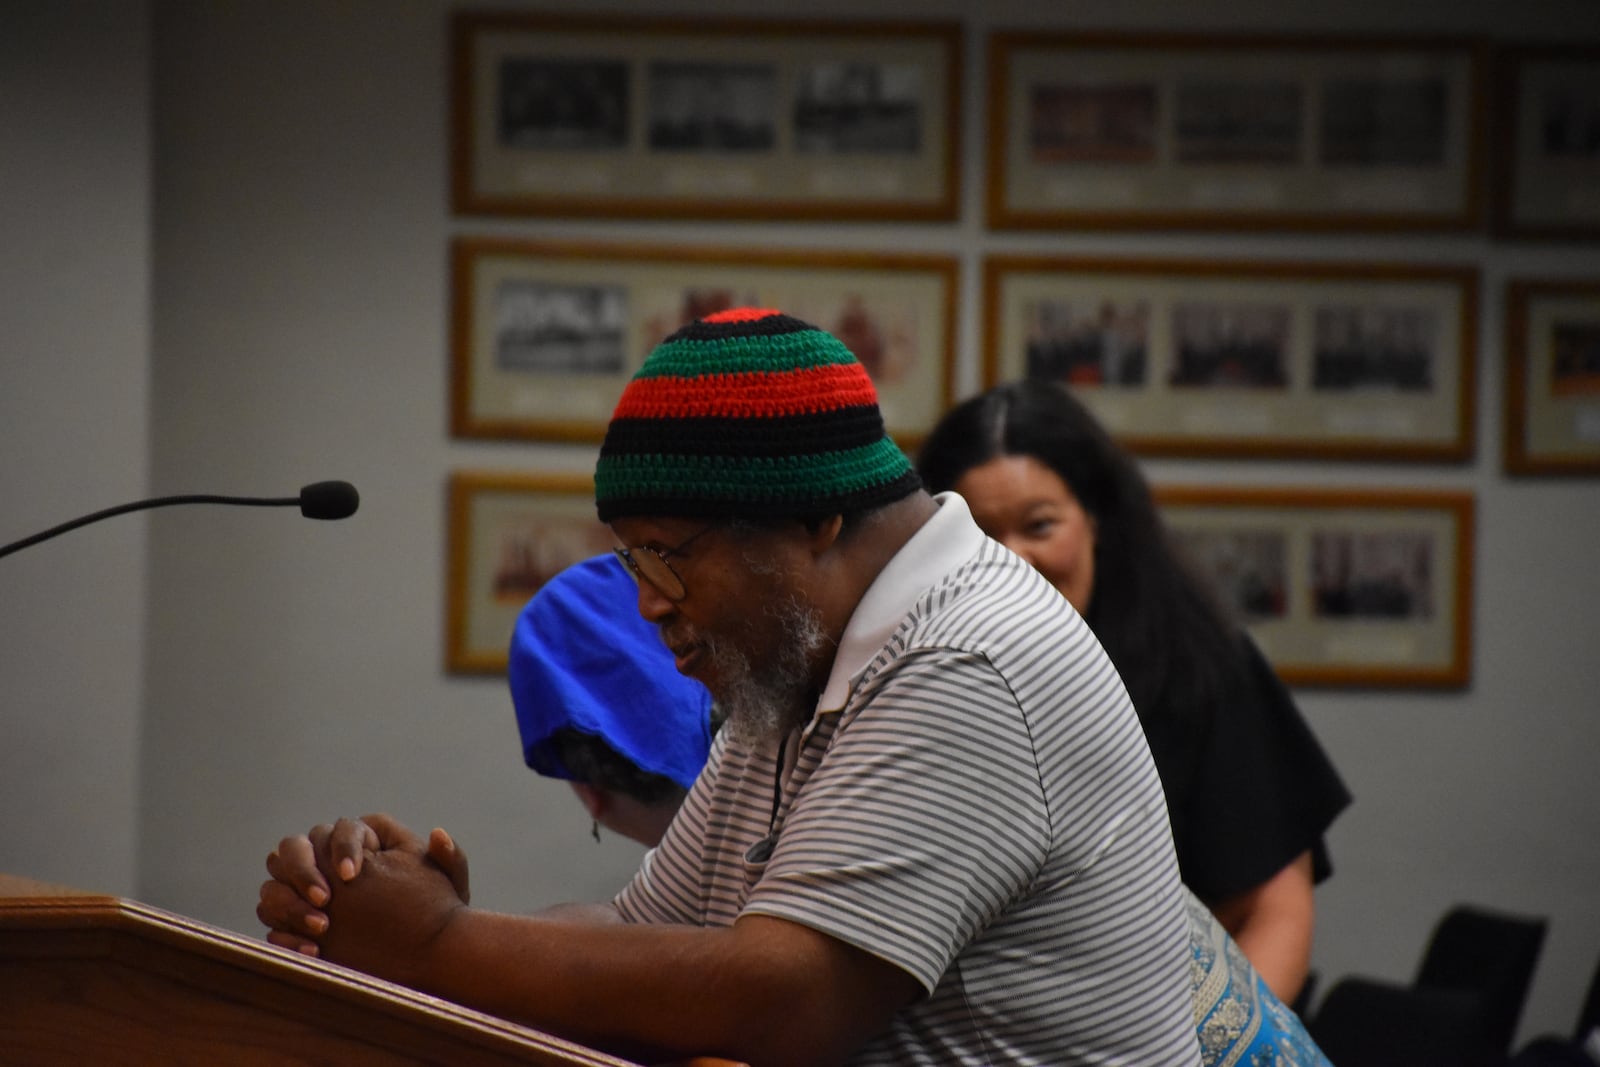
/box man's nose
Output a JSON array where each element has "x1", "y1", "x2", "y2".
[{"x1": 635, "y1": 574, "x2": 675, "y2": 622}]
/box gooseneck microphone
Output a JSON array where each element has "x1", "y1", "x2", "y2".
[
  {"x1": 295, "y1": 480, "x2": 361, "y2": 520},
  {"x1": 0, "y1": 480, "x2": 360, "y2": 560}
]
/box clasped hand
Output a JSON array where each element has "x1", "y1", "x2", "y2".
[{"x1": 257, "y1": 812, "x2": 470, "y2": 988}]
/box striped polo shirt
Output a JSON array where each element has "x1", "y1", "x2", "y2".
[{"x1": 615, "y1": 493, "x2": 1200, "y2": 1065}]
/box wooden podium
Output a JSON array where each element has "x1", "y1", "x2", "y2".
[{"x1": 0, "y1": 874, "x2": 740, "y2": 1066}]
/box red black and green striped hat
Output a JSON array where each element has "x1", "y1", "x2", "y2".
[{"x1": 595, "y1": 307, "x2": 921, "y2": 523}]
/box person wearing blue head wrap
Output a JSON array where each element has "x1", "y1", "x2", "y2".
[{"x1": 508, "y1": 553, "x2": 714, "y2": 847}]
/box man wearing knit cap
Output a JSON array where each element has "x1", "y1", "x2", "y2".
[{"x1": 257, "y1": 309, "x2": 1202, "y2": 1065}]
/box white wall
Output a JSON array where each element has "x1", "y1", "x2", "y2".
[
  {"x1": 0, "y1": 0, "x2": 150, "y2": 898},
  {"x1": 140, "y1": 0, "x2": 650, "y2": 926},
  {"x1": 5, "y1": 0, "x2": 1599, "y2": 1048}
]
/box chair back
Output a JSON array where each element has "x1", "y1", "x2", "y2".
[
  {"x1": 1414, "y1": 904, "x2": 1548, "y2": 1060},
  {"x1": 1309, "y1": 976, "x2": 1485, "y2": 1067},
  {"x1": 1574, "y1": 950, "x2": 1600, "y2": 1038}
]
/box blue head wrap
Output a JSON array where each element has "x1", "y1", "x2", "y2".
[{"x1": 508, "y1": 553, "x2": 712, "y2": 790}]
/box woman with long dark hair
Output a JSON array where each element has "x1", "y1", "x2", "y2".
[{"x1": 918, "y1": 380, "x2": 1350, "y2": 1003}]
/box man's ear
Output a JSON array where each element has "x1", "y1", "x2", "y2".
[
  {"x1": 806, "y1": 513, "x2": 845, "y2": 556},
  {"x1": 568, "y1": 781, "x2": 610, "y2": 819}
]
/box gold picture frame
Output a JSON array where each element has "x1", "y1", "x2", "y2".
[
  {"x1": 987, "y1": 32, "x2": 1487, "y2": 232},
  {"x1": 1491, "y1": 44, "x2": 1600, "y2": 241},
  {"x1": 451, "y1": 236, "x2": 959, "y2": 448},
  {"x1": 451, "y1": 12, "x2": 962, "y2": 220},
  {"x1": 1504, "y1": 278, "x2": 1600, "y2": 475},
  {"x1": 445, "y1": 470, "x2": 610, "y2": 675},
  {"x1": 984, "y1": 255, "x2": 1478, "y2": 461},
  {"x1": 1159, "y1": 486, "x2": 1475, "y2": 688}
]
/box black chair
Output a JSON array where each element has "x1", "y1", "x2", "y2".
[
  {"x1": 1419, "y1": 905, "x2": 1550, "y2": 1057},
  {"x1": 1580, "y1": 955, "x2": 1600, "y2": 1039},
  {"x1": 1308, "y1": 903, "x2": 1549, "y2": 1067},
  {"x1": 1505, "y1": 950, "x2": 1600, "y2": 1067},
  {"x1": 1311, "y1": 978, "x2": 1489, "y2": 1067}
]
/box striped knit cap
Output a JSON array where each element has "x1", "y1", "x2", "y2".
[{"x1": 595, "y1": 307, "x2": 921, "y2": 522}]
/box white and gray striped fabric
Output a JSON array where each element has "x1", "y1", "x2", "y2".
[{"x1": 615, "y1": 495, "x2": 1200, "y2": 1065}]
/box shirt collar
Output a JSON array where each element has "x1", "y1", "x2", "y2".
[{"x1": 815, "y1": 492, "x2": 987, "y2": 713}]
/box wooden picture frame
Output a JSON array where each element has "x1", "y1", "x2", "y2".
[
  {"x1": 450, "y1": 12, "x2": 962, "y2": 220},
  {"x1": 983, "y1": 255, "x2": 1478, "y2": 461},
  {"x1": 1504, "y1": 279, "x2": 1600, "y2": 475},
  {"x1": 451, "y1": 236, "x2": 959, "y2": 448},
  {"x1": 1158, "y1": 486, "x2": 1475, "y2": 688},
  {"x1": 1491, "y1": 44, "x2": 1600, "y2": 241},
  {"x1": 445, "y1": 470, "x2": 610, "y2": 674},
  {"x1": 987, "y1": 32, "x2": 1486, "y2": 232}
]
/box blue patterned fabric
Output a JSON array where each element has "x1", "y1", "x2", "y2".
[{"x1": 1186, "y1": 892, "x2": 1333, "y2": 1066}]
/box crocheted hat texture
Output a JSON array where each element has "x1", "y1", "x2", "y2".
[{"x1": 595, "y1": 307, "x2": 921, "y2": 523}]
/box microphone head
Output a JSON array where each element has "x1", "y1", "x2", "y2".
[{"x1": 299, "y1": 480, "x2": 359, "y2": 520}]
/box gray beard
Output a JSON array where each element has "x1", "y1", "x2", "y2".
[{"x1": 705, "y1": 593, "x2": 829, "y2": 749}]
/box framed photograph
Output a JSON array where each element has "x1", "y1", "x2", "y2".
[
  {"x1": 1491, "y1": 45, "x2": 1600, "y2": 240},
  {"x1": 451, "y1": 12, "x2": 961, "y2": 220},
  {"x1": 984, "y1": 255, "x2": 1477, "y2": 461},
  {"x1": 1158, "y1": 486, "x2": 1474, "y2": 687},
  {"x1": 1504, "y1": 279, "x2": 1600, "y2": 474},
  {"x1": 452, "y1": 237, "x2": 958, "y2": 447},
  {"x1": 445, "y1": 471, "x2": 613, "y2": 674},
  {"x1": 987, "y1": 32, "x2": 1486, "y2": 231}
]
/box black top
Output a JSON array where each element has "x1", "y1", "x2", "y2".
[{"x1": 1141, "y1": 635, "x2": 1353, "y2": 903}]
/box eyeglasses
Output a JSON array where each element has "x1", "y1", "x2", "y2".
[{"x1": 613, "y1": 522, "x2": 721, "y2": 602}]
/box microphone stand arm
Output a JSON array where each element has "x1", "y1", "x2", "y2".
[{"x1": 0, "y1": 494, "x2": 298, "y2": 560}]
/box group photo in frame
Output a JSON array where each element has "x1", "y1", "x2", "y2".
[
  {"x1": 1503, "y1": 278, "x2": 1600, "y2": 475},
  {"x1": 451, "y1": 12, "x2": 961, "y2": 220},
  {"x1": 1491, "y1": 44, "x2": 1600, "y2": 240},
  {"x1": 445, "y1": 471, "x2": 611, "y2": 674},
  {"x1": 451, "y1": 236, "x2": 958, "y2": 447},
  {"x1": 1157, "y1": 486, "x2": 1475, "y2": 688},
  {"x1": 986, "y1": 32, "x2": 1486, "y2": 231},
  {"x1": 983, "y1": 255, "x2": 1478, "y2": 461}
]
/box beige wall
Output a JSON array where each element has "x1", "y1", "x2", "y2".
[
  {"x1": 4, "y1": 0, "x2": 1598, "y2": 1046},
  {"x1": 1, "y1": 0, "x2": 150, "y2": 899}
]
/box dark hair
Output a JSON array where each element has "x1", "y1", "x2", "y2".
[
  {"x1": 917, "y1": 381, "x2": 1243, "y2": 756},
  {"x1": 549, "y1": 728, "x2": 687, "y2": 807},
  {"x1": 547, "y1": 704, "x2": 727, "y2": 809}
]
